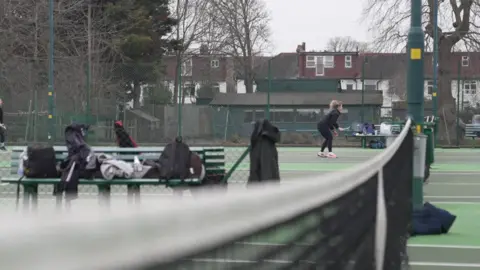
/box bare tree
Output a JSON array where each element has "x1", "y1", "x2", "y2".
[
  {"x1": 206, "y1": 0, "x2": 271, "y2": 93},
  {"x1": 169, "y1": 0, "x2": 209, "y2": 104},
  {"x1": 364, "y1": 0, "x2": 479, "y2": 139},
  {"x1": 326, "y1": 36, "x2": 370, "y2": 52}
]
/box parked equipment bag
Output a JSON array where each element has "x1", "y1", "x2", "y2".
[
  {"x1": 158, "y1": 137, "x2": 191, "y2": 180},
  {"x1": 23, "y1": 145, "x2": 58, "y2": 178}
]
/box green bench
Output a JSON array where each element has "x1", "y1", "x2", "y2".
[{"x1": 1, "y1": 146, "x2": 226, "y2": 210}]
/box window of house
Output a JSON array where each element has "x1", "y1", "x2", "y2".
[
  {"x1": 345, "y1": 55, "x2": 352, "y2": 68},
  {"x1": 182, "y1": 58, "x2": 192, "y2": 76},
  {"x1": 324, "y1": 55, "x2": 334, "y2": 68},
  {"x1": 346, "y1": 84, "x2": 354, "y2": 90},
  {"x1": 254, "y1": 110, "x2": 265, "y2": 121},
  {"x1": 295, "y1": 109, "x2": 320, "y2": 122},
  {"x1": 306, "y1": 56, "x2": 316, "y2": 68},
  {"x1": 183, "y1": 83, "x2": 195, "y2": 97},
  {"x1": 426, "y1": 80, "x2": 433, "y2": 94},
  {"x1": 271, "y1": 109, "x2": 294, "y2": 122},
  {"x1": 364, "y1": 81, "x2": 376, "y2": 91},
  {"x1": 464, "y1": 80, "x2": 477, "y2": 94},
  {"x1": 462, "y1": 56, "x2": 469, "y2": 67},
  {"x1": 315, "y1": 56, "x2": 324, "y2": 76},
  {"x1": 211, "y1": 59, "x2": 219, "y2": 68},
  {"x1": 244, "y1": 110, "x2": 254, "y2": 123}
]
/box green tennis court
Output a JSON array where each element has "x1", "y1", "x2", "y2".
[
  {"x1": 0, "y1": 146, "x2": 479, "y2": 268},
  {"x1": 226, "y1": 147, "x2": 480, "y2": 269}
]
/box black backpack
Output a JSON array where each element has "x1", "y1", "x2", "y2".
[
  {"x1": 23, "y1": 145, "x2": 59, "y2": 178},
  {"x1": 158, "y1": 137, "x2": 191, "y2": 180}
]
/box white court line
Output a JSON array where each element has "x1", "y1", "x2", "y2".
[
  {"x1": 429, "y1": 183, "x2": 480, "y2": 186},
  {"x1": 190, "y1": 258, "x2": 480, "y2": 268},
  {"x1": 410, "y1": 261, "x2": 480, "y2": 267},
  {"x1": 237, "y1": 242, "x2": 480, "y2": 250},
  {"x1": 431, "y1": 172, "x2": 480, "y2": 174},
  {"x1": 431, "y1": 201, "x2": 480, "y2": 205},
  {"x1": 425, "y1": 196, "x2": 480, "y2": 199},
  {"x1": 408, "y1": 244, "x2": 480, "y2": 249}
]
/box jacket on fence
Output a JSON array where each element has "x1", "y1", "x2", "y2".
[
  {"x1": 248, "y1": 119, "x2": 280, "y2": 184},
  {"x1": 54, "y1": 123, "x2": 94, "y2": 199}
]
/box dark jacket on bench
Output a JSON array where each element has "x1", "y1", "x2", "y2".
[{"x1": 54, "y1": 124, "x2": 94, "y2": 199}]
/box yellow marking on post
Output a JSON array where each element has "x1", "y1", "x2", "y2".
[
  {"x1": 48, "y1": 92, "x2": 52, "y2": 96},
  {"x1": 410, "y1": 48, "x2": 421, "y2": 60},
  {"x1": 432, "y1": 92, "x2": 437, "y2": 97},
  {"x1": 48, "y1": 115, "x2": 52, "y2": 119},
  {"x1": 416, "y1": 125, "x2": 421, "y2": 134}
]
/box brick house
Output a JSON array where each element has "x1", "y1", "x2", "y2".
[{"x1": 254, "y1": 42, "x2": 480, "y2": 116}]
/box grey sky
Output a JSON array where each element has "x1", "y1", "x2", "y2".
[{"x1": 264, "y1": 0, "x2": 372, "y2": 54}]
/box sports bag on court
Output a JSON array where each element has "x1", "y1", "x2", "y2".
[
  {"x1": 158, "y1": 137, "x2": 191, "y2": 180},
  {"x1": 23, "y1": 145, "x2": 58, "y2": 178}
]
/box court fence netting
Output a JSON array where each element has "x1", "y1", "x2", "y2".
[{"x1": 0, "y1": 120, "x2": 413, "y2": 270}]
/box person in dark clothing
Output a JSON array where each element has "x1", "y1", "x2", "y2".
[
  {"x1": 0, "y1": 99, "x2": 6, "y2": 151},
  {"x1": 317, "y1": 100, "x2": 344, "y2": 158},
  {"x1": 248, "y1": 119, "x2": 281, "y2": 184},
  {"x1": 114, "y1": 120, "x2": 137, "y2": 147}
]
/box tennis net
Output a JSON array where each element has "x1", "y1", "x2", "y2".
[{"x1": 0, "y1": 120, "x2": 413, "y2": 270}]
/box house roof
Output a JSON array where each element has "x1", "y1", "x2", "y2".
[
  {"x1": 253, "y1": 53, "x2": 299, "y2": 79},
  {"x1": 210, "y1": 91, "x2": 383, "y2": 106}
]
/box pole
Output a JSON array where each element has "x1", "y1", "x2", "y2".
[
  {"x1": 361, "y1": 58, "x2": 365, "y2": 123},
  {"x1": 432, "y1": 0, "x2": 438, "y2": 118},
  {"x1": 86, "y1": 3, "x2": 92, "y2": 126},
  {"x1": 176, "y1": 0, "x2": 182, "y2": 137},
  {"x1": 407, "y1": 0, "x2": 425, "y2": 209},
  {"x1": 456, "y1": 60, "x2": 460, "y2": 146},
  {"x1": 461, "y1": 78, "x2": 464, "y2": 110},
  {"x1": 177, "y1": 59, "x2": 182, "y2": 137},
  {"x1": 267, "y1": 59, "x2": 271, "y2": 120},
  {"x1": 432, "y1": 0, "x2": 439, "y2": 144},
  {"x1": 47, "y1": 0, "x2": 55, "y2": 143}
]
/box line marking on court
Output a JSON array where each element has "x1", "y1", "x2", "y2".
[
  {"x1": 431, "y1": 201, "x2": 480, "y2": 205},
  {"x1": 408, "y1": 244, "x2": 480, "y2": 249},
  {"x1": 431, "y1": 172, "x2": 480, "y2": 175},
  {"x1": 410, "y1": 261, "x2": 480, "y2": 267},
  {"x1": 429, "y1": 183, "x2": 480, "y2": 186},
  {"x1": 425, "y1": 196, "x2": 480, "y2": 199}
]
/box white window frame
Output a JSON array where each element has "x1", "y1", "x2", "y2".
[
  {"x1": 462, "y1": 56, "x2": 469, "y2": 67},
  {"x1": 306, "y1": 56, "x2": 316, "y2": 68},
  {"x1": 315, "y1": 56, "x2": 324, "y2": 76},
  {"x1": 324, "y1": 55, "x2": 334, "y2": 68},
  {"x1": 182, "y1": 58, "x2": 193, "y2": 76},
  {"x1": 210, "y1": 59, "x2": 219, "y2": 68},
  {"x1": 464, "y1": 80, "x2": 477, "y2": 94},
  {"x1": 426, "y1": 80, "x2": 433, "y2": 94},
  {"x1": 183, "y1": 82, "x2": 196, "y2": 97},
  {"x1": 345, "y1": 55, "x2": 352, "y2": 68},
  {"x1": 364, "y1": 80, "x2": 376, "y2": 91}
]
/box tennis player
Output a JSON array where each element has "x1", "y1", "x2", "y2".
[{"x1": 317, "y1": 100, "x2": 344, "y2": 158}]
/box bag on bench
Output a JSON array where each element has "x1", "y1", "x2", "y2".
[
  {"x1": 158, "y1": 137, "x2": 191, "y2": 180},
  {"x1": 23, "y1": 145, "x2": 59, "y2": 178}
]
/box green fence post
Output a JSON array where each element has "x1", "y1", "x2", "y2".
[
  {"x1": 456, "y1": 60, "x2": 460, "y2": 147},
  {"x1": 267, "y1": 59, "x2": 271, "y2": 120},
  {"x1": 361, "y1": 58, "x2": 366, "y2": 123},
  {"x1": 177, "y1": 58, "x2": 182, "y2": 137},
  {"x1": 47, "y1": 0, "x2": 55, "y2": 143}
]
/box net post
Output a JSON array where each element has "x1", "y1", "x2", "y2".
[{"x1": 408, "y1": 0, "x2": 425, "y2": 209}]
